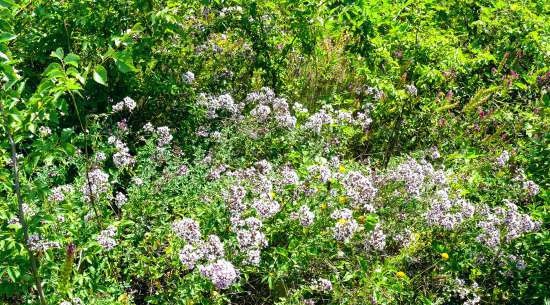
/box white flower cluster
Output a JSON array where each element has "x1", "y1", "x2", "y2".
[
  {"x1": 364, "y1": 223, "x2": 386, "y2": 252},
  {"x1": 476, "y1": 201, "x2": 540, "y2": 247},
  {"x1": 172, "y1": 218, "x2": 202, "y2": 244},
  {"x1": 425, "y1": 189, "x2": 474, "y2": 230},
  {"x1": 28, "y1": 234, "x2": 61, "y2": 252},
  {"x1": 97, "y1": 226, "x2": 117, "y2": 251},
  {"x1": 246, "y1": 87, "x2": 297, "y2": 129},
  {"x1": 109, "y1": 136, "x2": 135, "y2": 168},
  {"x1": 113, "y1": 96, "x2": 137, "y2": 112},
  {"x1": 82, "y1": 168, "x2": 110, "y2": 202},
  {"x1": 331, "y1": 208, "x2": 359, "y2": 242},
  {"x1": 342, "y1": 171, "x2": 377, "y2": 212},
  {"x1": 198, "y1": 93, "x2": 243, "y2": 119},
  {"x1": 290, "y1": 205, "x2": 315, "y2": 227},
  {"x1": 49, "y1": 184, "x2": 74, "y2": 202}
]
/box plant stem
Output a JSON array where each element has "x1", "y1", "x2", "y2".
[{"x1": 1, "y1": 104, "x2": 47, "y2": 305}]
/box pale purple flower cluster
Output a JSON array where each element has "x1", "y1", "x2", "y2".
[
  {"x1": 252, "y1": 195, "x2": 280, "y2": 219},
  {"x1": 114, "y1": 192, "x2": 127, "y2": 207},
  {"x1": 355, "y1": 111, "x2": 373, "y2": 130},
  {"x1": 234, "y1": 217, "x2": 268, "y2": 265},
  {"x1": 113, "y1": 96, "x2": 136, "y2": 112},
  {"x1": 156, "y1": 126, "x2": 173, "y2": 147},
  {"x1": 304, "y1": 109, "x2": 333, "y2": 134},
  {"x1": 198, "y1": 93, "x2": 243, "y2": 119},
  {"x1": 198, "y1": 259, "x2": 239, "y2": 289},
  {"x1": 364, "y1": 223, "x2": 386, "y2": 252},
  {"x1": 109, "y1": 136, "x2": 135, "y2": 168},
  {"x1": 496, "y1": 150, "x2": 510, "y2": 167},
  {"x1": 97, "y1": 226, "x2": 117, "y2": 250},
  {"x1": 405, "y1": 84, "x2": 418, "y2": 96},
  {"x1": 308, "y1": 164, "x2": 332, "y2": 183},
  {"x1": 28, "y1": 234, "x2": 61, "y2": 252},
  {"x1": 183, "y1": 71, "x2": 195, "y2": 84},
  {"x1": 280, "y1": 165, "x2": 300, "y2": 185},
  {"x1": 208, "y1": 164, "x2": 228, "y2": 180},
  {"x1": 49, "y1": 184, "x2": 74, "y2": 202},
  {"x1": 331, "y1": 209, "x2": 359, "y2": 242},
  {"x1": 342, "y1": 171, "x2": 377, "y2": 212},
  {"x1": 430, "y1": 146, "x2": 441, "y2": 160},
  {"x1": 425, "y1": 190, "x2": 475, "y2": 230},
  {"x1": 290, "y1": 205, "x2": 315, "y2": 227},
  {"x1": 178, "y1": 234, "x2": 226, "y2": 269},
  {"x1": 522, "y1": 180, "x2": 539, "y2": 196},
  {"x1": 82, "y1": 168, "x2": 110, "y2": 202},
  {"x1": 313, "y1": 278, "x2": 333, "y2": 292},
  {"x1": 394, "y1": 229, "x2": 413, "y2": 248},
  {"x1": 95, "y1": 152, "x2": 107, "y2": 162},
  {"x1": 389, "y1": 158, "x2": 445, "y2": 197},
  {"x1": 476, "y1": 201, "x2": 540, "y2": 247},
  {"x1": 246, "y1": 88, "x2": 296, "y2": 128},
  {"x1": 172, "y1": 218, "x2": 202, "y2": 243}
]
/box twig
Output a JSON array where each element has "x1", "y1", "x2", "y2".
[{"x1": 1, "y1": 103, "x2": 47, "y2": 305}]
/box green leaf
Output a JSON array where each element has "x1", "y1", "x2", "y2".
[
  {"x1": 0, "y1": 0, "x2": 17, "y2": 8},
  {"x1": 92, "y1": 64, "x2": 108, "y2": 86},
  {"x1": 64, "y1": 53, "x2": 80, "y2": 67},
  {"x1": 0, "y1": 32, "x2": 16, "y2": 43},
  {"x1": 51, "y1": 48, "x2": 64, "y2": 60},
  {"x1": 115, "y1": 58, "x2": 137, "y2": 73}
]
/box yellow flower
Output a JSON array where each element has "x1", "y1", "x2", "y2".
[
  {"x1": 338, "y1": 165, "x2": 346, "y2": 173},
  {"x1": 320, "y1": 203, "x2": 327, "y2": 210},
  {"x1": 358, "y1": 215, "x2": 366, "y2": 224},
  {"x1": 396, "y1": 271, "x2": 406, "y2": 279},
  {"x1": 338, "y1": 196, "x2": 347, "y2": 204},
  {"x1": 269, "y1": 191, "x2": 276, "y2": 199},
  {"x1": 441, "y1": 252, "x2": 449, "y2": 261},
  {"x1": 337, "y1": 218, "x2": 348, "y2": 225}
]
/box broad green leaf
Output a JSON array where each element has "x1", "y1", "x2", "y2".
[
  {"x1": 115, "y1": 57, "x2": 137, "y2": 73},
  {"x1": 0, "y1": 32, "x2": 16, "y2": 43},
  {"x1": 93, "y1": 64, "x2": 108, "y2": 86},
  {"x1": 64, "y1": 53, "x2": 80, "y2": 67},
  {"x1": 51, "y1": 48, "x2": 64, "y2": 60}
]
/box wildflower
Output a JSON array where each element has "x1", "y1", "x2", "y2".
[
  {"x1": 172, "y1": 218, "x2": 201, "y2": 243},
  {"x1": 290, "y1": 205, "x2": 315, "y2": 227},
  {"x1": 342, "y1": 171, "x2": 377, "y2": 211},
  {"x1": 95, "y1": 152, "x2": 107, "y2": 162},
  {"x1": 183, "y1": 71, "x2": 195, "y2": 84},
  {"x1": 49, "y1": 185, "x2": 73, "y2": 202},
  {"x1": 396, "y1": 271, "x2": 406, "y2": 278},
  {"x1": 156, "y1": 126, "x2": 173, "y2": 147},
  {"x1": 199, "y1": 259, "x2": 239, "y2": 289},
  {"x1": 82, "y1": 168, "x2": 110, "y2": 202},
  {"x1": 113, "y1": 96, "x2": 136, "y2": 112},
  {"x1": 441, "y1": 252, "x2": 449, "y2": 261},
  {"x1": 201, "y1": 235, "x2": 225, "y2": 261},
  {"x1": 364, "y1": 224, "x2": 386, "y2": 252},
  {"x1": 114, "y1": 192, "x2": 128, "y2": 208},
  {"x1": 405, "y1": 84, "x2": 417, "y2": 96},
  {"x1": 496, "y1": 150, "x2": 510, "y2": 167},
  {"x1": 313, "y1": 278, "x2": 333, "y2": 292},
  {"x1": 97, "y1": 226, "x2": 117, "y2": 250},
  {"x1": 252, "y1": 196, "x2": 280, "y2": 219},
  {"x1": 38, "y1": 126, "x2": 52, "y2": 137},
  {"x1": 331, "y1": 209, "x2": 358, "y2": 242},
  {"x1": 523, "y1": 180, "x2": 539, "y2": 196},
  {"x1": 28, "y1": 234, "x2": 61, "y2": 252},
  {"x1": 179, "y1": 244, "x2": 203, "y2": 269}
]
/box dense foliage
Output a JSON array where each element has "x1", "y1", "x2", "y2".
[{"x1": 1, "y1": 0, "x2": 548, "y2": 304}]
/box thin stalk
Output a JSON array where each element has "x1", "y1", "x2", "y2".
[
  {"x1": 1, "y1": 104, "x2": 47, "y2": 305},
  {"x1": 68, "y1": 91, "x2": 102, "y2": 228}
]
